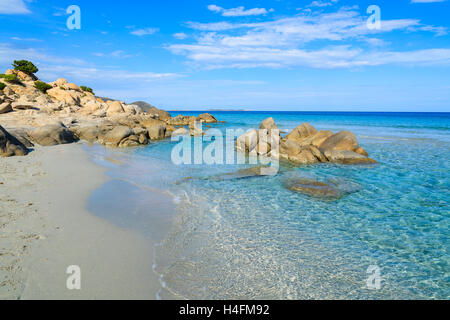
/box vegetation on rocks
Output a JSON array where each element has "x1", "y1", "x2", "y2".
[
  {"x1": 80, "y1": 86, "x2": 94, "y2": 95},
  {"x1": 12, "y1": 60, "x2": 39, "y2": 75},
  {"x1": 34, "y1": 81, "x2": 53, "y2": 93},
  {"x1": 0, "y1": 74, "x2": 20, "y2": 84},
  {"x1": 0, "y1": 82, "x2": 5, "y2": 91}
]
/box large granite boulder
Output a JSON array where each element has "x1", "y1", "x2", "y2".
[
  {"x1": 0, "y1": 126, "x2": 29, "y2": 157},
  {"x1": 260, "y1": 117, "x2": 278, "y2": 132},
  {"x1": 98, "y1": 126, "x2": 133, "y2": 147},
  {"x1": 285, "y1": 123, "x2": 318, "y2": 145},
  {"x1": 236, "y1": 129, "x2": 258, "y2": 153},
  {"x1": 319, "y1": 130, "x2": 359, "y2": 152},
  {"x1": 0, "y1": 101, "x2": 12, "y2": 114},
  {"x1": 29, "y1": 123, "x2": 79, "y2": 146},
  {"x1": 300, "y1": 130, "x2": 334, "y2": 148},
  {"x1": 106, "y1": 101, "x2": 125, "y2": 116},
  {"x1": 141, "y1": 119, "x2": 167, "y2": 140},
  {"x1": 197, "y1": 113, "x2": 218, "y2": 124},
  {"x1": 47, "y1": 87, "x2": 80, "y2": 105},
  {"x1": 323, "y1": 150, "x2": 377, "y2": 164}
]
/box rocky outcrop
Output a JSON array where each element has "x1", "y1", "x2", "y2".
[
  {"x1": 236, "y1": 118, "x2": 377, "y2": 166},
  {"x1": 167, "y1": 115, "x2": 197, "y2": 126},
  {"x1": 0, "y1": 66, "x2": 223, "y2": 154},
  {"x1": 28, "y1": 122, "x2": 79, "y2": 146},
  {"x1": 197, "y1": 113, "x2": 218, "y2": 124},
  {"x1": 0, "y1": 125, "x2": 29, "y2": 157}
]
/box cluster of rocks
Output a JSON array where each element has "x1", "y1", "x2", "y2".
[
  {"x1": 236, "y1": 117, "x2": 377, "y2": 165},
  {"x1": 0, "y1": 69, "x2": 220, "y2": 157}
]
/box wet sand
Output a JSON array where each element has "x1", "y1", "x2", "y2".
[{"x1": 0, "y1": 143, "x2": 161, "y2": 300}]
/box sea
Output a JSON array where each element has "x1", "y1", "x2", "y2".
[{"x1": 86, "y1": 111, "x2": 450, "y2": 300}]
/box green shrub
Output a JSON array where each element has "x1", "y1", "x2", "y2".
[
  {"x1": 34, "y1": 81, "x2": 53, "y2": 93},
  {"x1": 0, "y1": 82, "x2": 6, "y2": 91},
  {"x1": 0, "y1": 74, "x2": 20, "y2": 83},
  {"x1": 80, "y1": 86, "x2": 94, "y2": 95},
  {"x1": 12, "y1": 60, "x2": 39, "y2": 75}
]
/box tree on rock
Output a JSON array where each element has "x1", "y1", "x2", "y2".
[{"x1": 12, "y1": 60, "x2": 39, "y2": 75}]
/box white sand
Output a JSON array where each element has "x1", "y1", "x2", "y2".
[{"x1": 0, "y1": 143, "x2": 160, "y2": 300}]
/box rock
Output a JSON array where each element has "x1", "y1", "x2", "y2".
[
  {"x1": 6, "y1": 128, "x2": 34, "y2": 148},
  {"x1": 189, "y1": 121, "x2": 204, "y2": 137},
  {"x1": 47, "y1": 87, "x2": 80, "y2": 105},
  {"x1": 285, "y1": 123, "x2": 318, "y2": 145},
  {"x1": 300, "y1": 130, "x2": 334, "y2": 148},
  {"x1": 236, "y1": 129, "x2": 258, "y2": 153},
  {"x1": 147, "y1": 107, "x2": 172, "y2": 120},
  {"x1": 98, "y1": 126, "x2": 133, "y2": 147},
  {"x1": 324, "y1": 150, "x2": 377, "y2": 164},
  {"x1": 289, "y1": 148, "x2": 320, "y2": 165},
  {"x1": 141, "y1": 119, "x2": 167, "y2": 140},
  {"x1": 319, "y1": 130, "x2": 358, "y2": 152},
  {"x1": 0, "y1": 101, "x2": 12, "y2": 114},
  {"x1": 11, "y1": 101, "x2": 35, "y2": 110},
  {"x1": 0, "y1": 126, "x2": 29, "y2": 157},
  {"x1": 29, "y1": 123, "x2": 79, "y2": 146},
  {"x1": 17, "y1": 70, "x2": 36, "y2": 82},
  {"x1": 167, "y1": 115, "x2": 197, "y2": 126},
  {"x1": 260, "y1": 117, "x2": 278, "y2": 131},
  {"x1": 305, "y1": 145, "x2": 328, "y2": 163},
  {"x1": 172, "y1": 127, "x2": 188, "y2": 136},
  {"x1": 118, "y1": 135, "x2": 141, "y2": 148},
  {"x1": 256, "y1": 142, "x2": 271, "y2": 155},
  {"x1": 148, "y1": 124, "x2": 166, "y2": 140},
  {"x1": 355, "y1": 147, "x2": 369, "y2": 157},
  {"x1": 197, "y1": 113, "x2": 218, "y2": 123},
  {"x1": 65, "y1": 83, "x2": 81, "y2": 91},
  {"x1": 285, "y1": 178, "x2": 342, "y2": 200},
  {"x1": 3, "y1": 86, "x2": 14, "y2": 96},
  {"x1": 71, "y1": 125, "x2": 102, "y2": 143},
  {"x1": 123, "y1": 104, "x2": 137, "y2": 115},
  {"x1": 106, "y1": 101, "x2": 125, "y2": 116},
  {"x1": 280, "y1": 139, "x2": 302, "y2": 157},
  {"x1": 54, "y1": 78, "x2": 68, "y2": 86},
  {"x1": 214, "y1": 166, "x2": 278, "y2": 180}
]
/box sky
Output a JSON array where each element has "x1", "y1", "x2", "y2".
[{"x1": 0, "y1": 0, "x2": 449, "y2": 111}]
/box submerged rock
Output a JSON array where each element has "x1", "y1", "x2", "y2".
[
  {"x1": 216, "y1": 166, "x2": 279, "y2": 180},
  {"x1": 285, "y1": 178, "x2": 342, "y2": 200}
]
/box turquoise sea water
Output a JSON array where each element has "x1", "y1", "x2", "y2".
[{"x1": 87, "y1": 112, "x2": 450, "y2": 300}]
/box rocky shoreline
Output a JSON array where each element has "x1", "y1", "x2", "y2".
[{"x1": 0, "y1": 63, "x2": 218, "y2": 158}]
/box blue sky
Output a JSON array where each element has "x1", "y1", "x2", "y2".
[{"x1": 0, "y1": 0, "x2": 449, "y2": 111}]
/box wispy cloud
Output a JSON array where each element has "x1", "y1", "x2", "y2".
[
  {"x1": 207, "y1": 4, "x2": 273, "y2": 17},
  {"x1": 307, "y1": 0, "x2": 339, "y2": 8},
  {"x1": 173, "y1": 32, "x2": 188, "y2": 40},
  {"x1": 0, "y1": 0, "x2": 31, "y2": 14},
  {"x1": 168, "y1": 6, "x2": 450, "y2": 70},
  {"x1": 130, "y1": 28, "x2": 159, "y2": 36}
]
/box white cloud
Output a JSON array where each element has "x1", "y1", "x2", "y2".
[
  {"x1": 173, "y1": 32, "x2": 188, "y2": 40},
  {"x1": 0, "y1": 43, "x2": 180, "y2": 86},
  {"x1": 168, "y1": 6, "x2": 450, "y2": 70},
  {"x1": 0, "y1": 0, "x2": 31, "y2": 14},
  {"x1": 307, "y1": 0, "x2": 339, "y2": 8},
  {"x1": 207, "y1": 4, "x2": 272, "y2": 17},
  {"x1": 130, "y1": 28, "x2": 159, "y2": 36}
]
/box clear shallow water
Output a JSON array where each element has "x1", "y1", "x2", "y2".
[{"x1": 87, "y1": 112, "x2": 450, "y2": 300}]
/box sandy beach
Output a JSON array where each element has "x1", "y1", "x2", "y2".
[{"x1": 0, "y1": 143, "x2": 161, "y2": 300}]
